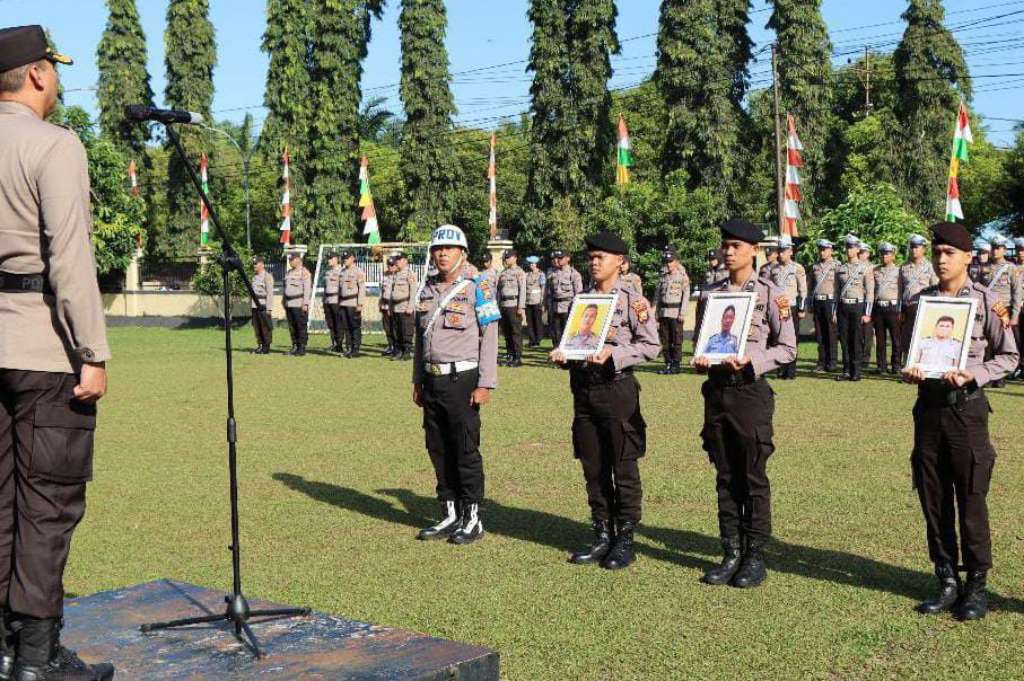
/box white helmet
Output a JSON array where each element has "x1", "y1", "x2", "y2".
[{"x1": 430, "y1": 224, "x2": 468, "y2": 250}]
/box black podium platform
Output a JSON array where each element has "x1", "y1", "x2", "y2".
[{"x1": 62, "y1": 580, "x2": 499, "y2": 680}]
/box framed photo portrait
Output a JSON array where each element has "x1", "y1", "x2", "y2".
[
  {"x1": 693, "y1": 292, "x2": 757, "y2": 364},
  {"x1": 558, "y1": 293, "x2": 619, "y2": 360},
  {"x1": 907, "y1": 296, "x2": 977, "y2": 378}
]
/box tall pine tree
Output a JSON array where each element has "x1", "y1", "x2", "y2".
[
  {"x1": 96, "y1": 0, "x2": 153, "y2": 156},
  {"x1": 398, "y1": 0, "x2": 458, "y2": 239},
  {"x1": 163, "y1": 0, "x2": 216, "y2": 255},
  {"x1": 893, "y1": 0, "x2": 971, "y2": 219},
  {"x1": 716, "y1": 0, "x2": 753, "y2": 107},
  {"x1": 768, "y1": 0, "x2": 833, "y2": 221}
]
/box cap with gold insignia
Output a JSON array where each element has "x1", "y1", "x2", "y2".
[
  {"x1": 719, "y1": 219, "x2": 763, "y2": 244},
  {"x1": 0, "y1": 26, "x2": 73, "y2": 72},
  {"x1": 931, "y1": 222, "x2": 972, "y2": 252}
]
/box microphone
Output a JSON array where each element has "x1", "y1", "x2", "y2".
[{"x1": 125, "y1": 105, "x2": 205, "y2": 125}]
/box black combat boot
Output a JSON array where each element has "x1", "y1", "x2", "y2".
[
  {"x1": 352, "y1": 331, "x2": 362, "y2": 357},
  {"x1": 601, "y1": 521, "x2": 636, "y2": 570},
  {"x1": 657, "y1": 362, "x2": 673, "y2": 375},
  {"x1": 249, "y1": 346, "x2": 262, "y2": 354},
  {"x1": 285, "y1": 344, "x2": 298, "y2": 356},
  {"x1": 917, "y1": 562, "x2": 961, "y2": 615},
  {"x1": 569, "y1": 520, "x2": 613, "y2": 565},
  {"x1": 449, "y1": 503, "x2": 484, "y2": 545},
  {"x1": 509, "y1": 355, "x2": 522, "y2": 368},
  {"x1": 731, "y1": 537, "x2": 768, "y2": 588},
  {"x1": 382, "y1": 344, "x2": 395, "y2": 357},
  {"x1": 700, "y1": 536, "x2": 743, "y2": 586},
  {"x1": 294, "y1": 345, "x2": 306, "y2": 357},
  {"x1": 953, "y1": 570, "x2": 988, "y2": 621},
  {"x1": 416, "y1": 501, "x2": 459, "y2": 541},
  {"x1": 13, "y1": 617, "x2": 114, "y2": 681},
  {"x1": 1, "y1": 608, "x2": 15, "y2": 681}
]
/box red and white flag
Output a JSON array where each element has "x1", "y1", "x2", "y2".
[
  {"x1": 783, "y1": 114, "x2": 803, "y2": 237},
  {"x1": 487, "y1": 132, "x2": 497, "y2": 239},
  {"x1": 280, "y1": 148, "x2": 291, "y2": 246},
  {"x1": 128, "y1": 159, "x2": 139, "y2": 197}
]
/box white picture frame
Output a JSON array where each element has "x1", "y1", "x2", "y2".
[
  {"x1": 907, "y1": 296, "x2": 977, "y2": 379},
  {"x1": 693, "y1": 292, "x2": 757, "y2": 364},
  {"x1": 558, "y1": 293, "x2": 619, "y2": 360}
]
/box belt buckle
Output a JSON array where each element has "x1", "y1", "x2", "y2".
[{"x1": 428, "y1": 364, "x2": 443, "y2": 376}]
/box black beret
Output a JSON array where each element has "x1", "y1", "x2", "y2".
[
  {"x1": 931, "y1": 222, "x2": 972, "y2": 252},
  {"x1": 585, "y1": 230, "x2": 628, "y2": 255},
  {"x1": 720, "y1": 219, "x2": 764, "y2": 244},
  {"x1": 0, "y1": 26, "x2": 73, "y2": 73}
]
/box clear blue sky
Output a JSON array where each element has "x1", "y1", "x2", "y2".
[{"x1": 4, "y1": 0, "x2": 1022, "y2": 146}]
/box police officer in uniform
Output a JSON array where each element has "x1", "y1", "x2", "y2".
[
  {"x1": 872, "y1": 242, "x2": 901, "y2": 374},
  {"x1": 902, "y1": 222, "x2": 1018, "y2": 621},
  {"x1": 550, "y1": 231, "x2": 660, "y2": 570},
  {"x1": 899, "y1": 234, "x2": 938, "y2": 368},
  {"x1": 833, "y1": 235, "x2": 874, "y2": 381},
  {"x1": 620, "y1": 256, "x2": 643, "y2": 293},
  {"x1": 694, "y1": 220, "x2": 797, "y2": 589},
  {"x1": 858, "y1": 242, "x2": 876, "y2": 369},
  {"x1": 703, "y1": 249, "x2": 726, "y2": 290},
  {"x1": 322, "y1": 252, "x2": 344, "y2": 353},
  {"x1": 283, "y1": 252, "x2": 312, "y2": 356},
  {"x1": 250, "y1": 256, "x2": 274, "y2": 354},
  {"x1": 654, "y1": 248, "x2": 689, "y2": 375},
  {"x1": 497, "y1": 250, "x2": 526, "y2": 367},
  {"x1": 548, "y1": 250, "x2": 584, "y2": 346},
  {"x1": 769, "y1": 236, "x2": 806, "y2": 380},
  {"x1": 1014, "y1": 237, "x2": 1024, "y2": 379},
  {"x1": 985, "y1": 235, "x2": 1019, "y2": 388},
  {"x1": 524, "y1": 256, "x2": 546, "y2": 348},
  {"x1": 380, "y1": 255, "x2": 397, "y2": 356},
  {"x1": 413, "y1": 226, "x2": 499, "y2": 544},
  {"x1": 389, "y1": 253, "x2": 418, "y2": 361},
  {"x1": 338, "y1": 251, "x2": 366, "y2": 358},
  {"x1": 759, "y1": 246, "x2": 778, "y2": 278},
  {"x1": 968, "y1": 241, "x2": 992, "y2": 284},
  {"x1": 479, "y1": 251, "x2": 498, "y2": 291},
  {"x1": 0, "y1": 25, "x2": 116, "y2": 680},
  {"x1": 809, "y1": 239, "x2": 839, "y2": 372}
]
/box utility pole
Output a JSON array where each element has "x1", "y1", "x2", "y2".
[
  {"x1": 771, "y1": 43, "x2": 786, "y2": 238},
  {"x1": 864, "y1": 46, "x2": 872, "y2": 113}
]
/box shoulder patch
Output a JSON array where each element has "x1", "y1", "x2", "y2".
[
  {"x1": 776, "y1": 295, "x2": 791, "y2": 320},
  {"x1": 631, "y1": 299, "x2": 650, "y2": 323}
]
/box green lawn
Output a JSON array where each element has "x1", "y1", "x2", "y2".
[{"x1": 72, "y1": 327, "x2": 1024, "y2": 680}]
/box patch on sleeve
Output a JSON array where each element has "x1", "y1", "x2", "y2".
[
  {"x1": 992, "y1": 300, "x2": 1010, "y2": 326},
  {"x1": 776, "y1": 296, "x2": 791, "y2": 320},
  {"x1": 631, "y1": 299, "x2": 649, "y2": 323}
]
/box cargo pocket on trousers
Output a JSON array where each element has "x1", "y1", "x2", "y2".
[
  {"x1": 754, "y1": 425, "x2": 775, "y2": 465},
  {"x1": 970, "y1": 445, "x2": 996, "y2": 495},
  {"x1": 31, "y1": 401, "x2": 96, "y2": 483},
  {"x1": 620, "y1": 415, "x2": 647, "y2": 461}
]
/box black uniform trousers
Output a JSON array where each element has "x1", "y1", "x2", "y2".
[
  {"x1": 550, "y1": 310, "x2": 569, "y2": 347},
  {"x1": 570, "y1": 371, "x2": 646, "y2": 524},
  {"x1": 251, "y1": 309, "x2": 273, "y2": 348},
  {"x1": 0, "y1": 370, "x2": 93, "y2": 618},
  {"x1": 1016, "y1": 322, "x2": 1024, "y2": 376},
  {"x1": 525, "y1": 304, "x2": 544, "y2": 346},
  {"x1": 323, "y1": 302, "x2": 343, "y2": 349},
  {"x1": 700, "y1": 376, "x2": 775, "y2": 541},
  {"x1": 381, "y1": 310, "x2": 394, "y2": 348},
  {"x1": 499, "y1": 307, "x2": 523, "y2": 359},
  {"x1": 422, "y1": 369, "x2": 484, "y2": 503},
  {"x1": 392, "y1": 313, "x2": 415, "y2": 353},
  {"x1": 340, "y1": 304, "x2": 362, "y2": 351},
  {"x1": 872, "y1": 305, "x2": 901, "y2": 371},
  {"x1": 285, "y1": 306, "x2": 308, "y2": 347},
  {"x1": 778, "y1": 314, "x2": 800, "y2": 378},
  {"x1": 813, "y1": 299, "x2": 838, "y2": 369},
  {"x1": 911, "y1": 388, "x2": 995, "y2": 571},
  {"x1": 860, "y1": 318, "x2": 874, "y2": 367},
  {"x1": 899, "y1": 305, "x2": 917, "y2": 368},
  {"x1": 658, "y1": 316, "x2": 683, "y2": 365},
  {"x1": 836, "y1": 301, "x2": 866, "y2": 378}
]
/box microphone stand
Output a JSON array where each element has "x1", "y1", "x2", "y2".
[{"x1": 138, "y1": 122, "x2": 309, "y2": 659}]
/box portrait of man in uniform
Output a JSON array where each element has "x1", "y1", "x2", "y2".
[
  {"x1": 558, "y1": 294, "x2": 617, "y2": 359},
  {"x1": 693, "y1": 292, "x2": 756, "y2": 363},
  {"x1": 907, "y1": 297, "x2": 976, "y2": 378}
]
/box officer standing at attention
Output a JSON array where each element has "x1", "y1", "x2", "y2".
[
  {"x1": 323, "y1": 252, "x2": 343, "y2": 353},
  {"x1": 0, "y1": 25, "x2": 116, "y2": 680},
  {"x1": 759, "y1": 246, "x2": 778, "y2": 278},
  {"x1": 968, "y1": 241, "x2": 992, "y2": 284},
  {"x1": 549, "y1": 250, "x2": 584, "y2": 346},
  {"x1": 985, "y1": 235, "x2": 1019, "y2": 388},
  {"x1": 550, "y1": 231, "x2": 660, "y2": 570},
  {"x1": 497, "y1": 250, "x2": 527, "y2": 367},
  {"x1": 413, "y1": 225, "x2": 499, "y2": 545},
  {"x1": 250, "y1": 256, "x2": 275, "y2": 354},
  {"x1": 703, "y1": 249, "x2": 726, "y2": 289},
  {"x1": 809, "y1": 239, "x2": 839, "y2": 372},
  {"x1": 389, "y1": 252, "x2": 418, "y2": 361},
  {"x1": 872, "y1": 242, "x2": 902, "y2": 374},
  {"x1": 380, "y1": 255, "x2": 397, "y2": 357},
  {"x1": 283, "y1": 252, "x2": 312, "y2": 356},
  {"x1": 694, "y1": 220, "x2": 797, "y2": 589},
  {"x1": 545, "y1": 250, "x2": 563, "y2": 345},
  {"x1": 833, "y1": 235, "x2": 874, "y2": 381},
  {"x1": 858, "y1": 242, "x2": 876, "y2": 369},
  {"x1": 654, "y1": 248, "x2": 689, "y2": 375},
  {"x1": 524, "y1": 256, "x2": 546, "y2": 348},
  {"x1": 479, "y1": 251, "x2": 499, "y2": 291},
  {"x1": 620, "y1": 256, "x2": 643, "y2": 293},
  {"x1": 1014, "y1": 237, "x2": 1024, "y2": 379},
  {"x1": 338, "y1": 251, "x2": 367, "y2": 358},
  {"x1": 899, "y1": 234, "x2": 938, "y2": 369},
  {"x1": 769, "y1": 235, "x2": 806, "y2": 380},
  {"x1": 902, "y1": 222, "x2": 1018, "y2": 621}
]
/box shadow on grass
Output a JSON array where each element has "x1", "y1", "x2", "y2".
[{"x1": 272, "y1": 473, "x2": 1024, "y2": 613}]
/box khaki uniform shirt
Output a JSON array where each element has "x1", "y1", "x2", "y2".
[
  {"x1": 380, "y1": 271, "x2": 394, "y2": 311},
  {"x1": 340, "y1": 264, "x2": 366, "y2": 308},
  {"x1": 899, "y1": 260, "x2": 938, "y2": 308},
  {"x1": 835, "y1": 261, "x2": 875, "y2": 314},
  {"x1": 390, "y1": 269, "x2": 418, "y2": 314},
  {"x1": 413, "y1": 276, "x2": 499, "y2": 389},
  {"x1": 619, "y1": 272, "x2": 643, "y2": 295},
  {"x1": 986, "y1": 259, "x2": 1020, "y2": 323},
  {"x1": 284, "y1": 266, "x2": 312, "y2": 308},
  {"x1": 0, "y1": 101, "x2": 110, "y2": 372},
  {"x1": 759, "y1": 261, "x2": 778, "y2": 279},
  {"x1": 696, "y1": 273, "x2": 798, "y2": 377},
  {"x1": 250, "y1": 271, "x2": 274, "y2": 313},
  {"x1": 873, "y1": 263, "x2": 900, "y2": 308},
  {"x1": 497, "y1": 264, "x2": 527, "y2": 310},
  {"x1": 769, "y1": 261, "x2": 807, "y2": 309},
  {"x1": 703, "y1": 265, "x2": 726, "y2": 290},
  {"x1": 573, "y1": 284, "x2": 661, "y2": 373},
  {"x1": 525, "y1": 270, "x2": 546, "y2": 306},
  {"x1": 655, "y1": 267, "x2": 690, "y2": 320},
  {"x1": 549, "y1": 266, "x2": 583, "y2": 314},
  {"x1": 810, "y1": 259, "x2": 839, "y2": 300},
  {"x1": 911, "y1": 281, "x2": 1019, "y2": 386},
  {"x1": 324, "y1": 265, "x2": 342, "y2": 304},
  {"x1": 968, "y1": 261, "x2": 992, "y2": 286}
]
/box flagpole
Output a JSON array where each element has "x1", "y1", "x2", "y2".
[{"x1": 771, "y1": 44, "x2": 786, "y2": 238}]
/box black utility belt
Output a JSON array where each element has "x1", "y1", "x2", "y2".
[
  {"x1": 707, "y1": 369, "x2": 762, "y2": 389},
  {"x1": 339, "y1": 294, "x2": 358, "y2": 301},
  {"x1": 0, "y1": 272, "x2": 52, "y2": 295},
  {"x1": 391, "y1": 296, "x2": 410, "y2": 304},
  {"x1": 570, "y1": 367, "x2": 633, "y2": 388},
  {"x1": 500, "y1": 296, "x2": 518, "y2": 301},
  {"x1": 917, "y1": 383, "x2": 984, "y2": 408},
  {"x1": 876, "y1": 300, "x2": 898, "y2": 308},
  {"x1": 660, "y1": 302, "x2": 683, "y2": 309},
  {"x1": 814, "y1": 295, "x2": 833, "y2": 301},
  {"x1": 284, "y1": 293, "x2": 305, "y2": 301},
  {"x1": 840, "y1": 298, "x2": 864, "y2": 305}
]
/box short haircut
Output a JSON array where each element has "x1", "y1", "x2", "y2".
[
  {"x1": 936, "y1": 315, "x2": 955, "y2": 326},
  {"x1": 584, "y1": 304, "x2": 599, "y2": 315},
  {"x1": 0, "y1": 62, "x2": 35, "y2": 94},
  {"x1": 723, "y1": 305, "x2": 736, "y2": 317},
  {"x1": 253, "y1": 256, "x2": 265, "y2": 265}
]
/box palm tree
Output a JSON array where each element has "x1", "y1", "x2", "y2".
[{"x1": 358, "y1": 95, "x2": 396, "y2": 141}]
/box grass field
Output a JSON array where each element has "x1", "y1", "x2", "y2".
[{"x1": 70, "y1": 327, "x2": 1024, "y2": 680}]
